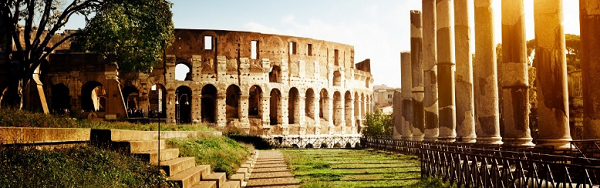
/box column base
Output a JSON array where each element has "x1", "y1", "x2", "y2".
[
  {"x1": 401, "y1": 136, "x2": 413, "y2": 141},
  {"x1": 535, "y1": 138, "x2": 572, "y2": 150},
  {"x1": 502, "y1": 137, "x2": 535, "y2": 147},
  {"x1": 455, "y1": 136, "x2": 476, "y2": 143},
  {"x1": 476, "y1": 136, "x2": 503, "y2": 145},
  {"x1": 411, "y1": 135, "x2": 424, "y2": 141},
  {"x1": 423, "y1": 128, "x2": 439, "y2": 141},
  {"x1": 437, "y1": 136, "x2": 456, "y2": 142}
]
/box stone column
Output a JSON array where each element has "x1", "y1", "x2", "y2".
[
  {"x1": 580, "y1": 0, "x2": 600, "y2": 139},
  {"x1": 401, "y1": 52, "x2": 415, "y2": 140},
  {"x1": 313, "y1": 95, "x2": 321, "y2": 135},
  {"x1": 327, "y1": 93, "x2": 334, "y2": 134},
  {"x1": 436, "y1": 0, "x2": 457, "y2": 142},
  {"x1": 299, "y1": 94, "x2": 307, "y2": 135},
  {"x1": 281, "y1": 96, "x2": 289, "y2": 135},
  {"x1": 411, "y1": 10, "x2": 426, "y2": 141},
  {"x1": 534, "y1": 0, "x2": 571, "y2": 149},
  {"x1": 262, "y1": 96, "x2": 271, "y2": 135},
  {"x1": 393, "y1": 91, "x2": 403, "y2": 139},
  {"x1": 217, "y1": 94, "x2": 227, "y2": 128},
  {"x1": 501, "y1": 0, "x2": 534, "y2": 147},
  {"x1": 473, "y1": 0, "x2": 502, "y2": 144},
  {"x1": 239, "y1": 94, "x2": 250, "y2": 133},
  {"x1": 454, "y1": 0, "x2": 476, "y2": 143},
  {"x1": 422, "y1": 0, "x2": 440, "y2": 141}
]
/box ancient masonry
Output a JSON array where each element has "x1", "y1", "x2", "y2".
[
  {"x1": 0, "y1": 29, "x2": 374, "y2": 148},
  {"x1": 394, "y1": 0, "x2": 599, "y2": 150}
]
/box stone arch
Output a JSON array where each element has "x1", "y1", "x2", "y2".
[
  {"x1": 175, "y1": 62, "x2": 192, "y2": 81},
  {"x1": 305, "y1": 88, "x2": 315, "y2": 119},
  {"x1": 305, "y1": 143, "x2": 314, "y2": 148},
  {"x1": 333, "y1": 71, "x2": 342, "y2": 86},
  {"x1": 269, "y1": 65, "x2": 282, "y2": 83},
  {"x1": 320, "y1": 143, "x2": 328, "y2": 148},
  {"x1": 354, "y1": 91, "x2": 360, "y2": 117},
  {"x1": 288, "y1": 87, "x2": 300, "y2": 124},
  {"x1": 122, "y1": 86, "x2": 140, "y2": 113},
  {"x1": 51, "y1": 83, "x2": 71, "y2": 114},
  {"x1": 248, "y1": 85, "x2": 262, "y2": 117},
  {"x1": 226, "y1": 84, "x2": 241, "y2": 119},
  {"x1": 291, "y1": 144, "x2": 299, "y2": 148},
  {"x1": 333, "y1": 142, "x2": 341, "y2": 148},
  {"x1": 333, "y1": 91, "x2": 342, "y2": 126},
  {"x1": 201, "y1": 84, "x2": 218, "y2": 123},
  {"x1": 319, "y1": 89, "x2": 329, "y2": 120},
  {"x1": 81, "y1": 81, "x2": 105, "y2": 112},
  {"x1": 270, "y1": 89, "x2": 281, "y2": 125},
  {"x1": 149, "y1": 84, "x2": 166, "y2": 117},
  {"x1": 176, "y1": 86, "x2": 192, "y2": 124},
  {"x1": 345, "y1": 91, "x2": 353, "y2": 128},
  {"x1": 345, "y1": 142, "x2": 352, "y2": 148}
]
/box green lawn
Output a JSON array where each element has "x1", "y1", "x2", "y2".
[{"x1": 281, "y1": 149, "x2": 453, "y2": 188}]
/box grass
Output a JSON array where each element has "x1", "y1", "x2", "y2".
[
  {"x1": 0, "y1": 145, "x2": 173, "y2": 187},
  {"x1": 281, "y1": 149, "x2": 454, "y2": 188},
  {"x1": 0, "y1": 108, "x2": 213, "y2": 131},
  {"x1": 167, "y1": 135, "x2": 254, "y2": 177}
]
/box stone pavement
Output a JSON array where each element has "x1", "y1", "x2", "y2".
[{"x1": 245, "y1": 150, "x2": 300, "y2": 188}]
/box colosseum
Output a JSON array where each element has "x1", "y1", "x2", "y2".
[{"x1": 0, "y1": 29, "x2": 374, "y2": 148}]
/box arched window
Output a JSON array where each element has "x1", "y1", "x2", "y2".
[
  {"x1": 81, "y1": 81, "x2": 105, "y2": 112},
  {"x1": 288, "y1": 87, "x2": 299, "y2": 124},
  {"x1": 201, "y1": 84, "x2": 217, "y2": 123},
  {"x1": 249, "y1": 85, "x2": 262, "y2": 117},
  {"x1": 269, "y1": 65, "x2": 281, "y2": 83},
  {"x1": 176, "y1": 86, "x2": 192, "y2": 124},
  {"x1": 175, "y1": 63, "x2": 192, "y2": 81},
  {"x1": 226, "y1": 85, "x2": 241, "y2": 119},
  {"x1": 270, "y1": 89, "x2": 281, "y2": 125}
]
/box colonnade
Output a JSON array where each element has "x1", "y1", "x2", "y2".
[{"x1": 396, "y1": 0, "x2": 599, "y2": 150}]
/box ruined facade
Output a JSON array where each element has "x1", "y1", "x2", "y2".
[{"x1": 1, "y1": 29, "x2": 374, "y2": 147}]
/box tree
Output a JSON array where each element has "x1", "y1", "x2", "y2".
[
  {"x1": 0, "y1": 0, "x2": 173, "y2": 111},
  {"x1": 362, "y1": 109, "x2": 393, "y2": 138}
]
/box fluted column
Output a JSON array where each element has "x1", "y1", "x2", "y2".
[
  {"x1": 454, "y1": 0, "x2": 476, "y2": 143},
  {"x1": 534, "y1": 0, "x2": 571, "y2": 149},
  {"x1": 411, "y1": 10, "x2": 425, "y2": 141},
  {"x1": 401, "y1": 52, "x2": 414, "y2": 140},
  {"x1": 501, "y1": 0, "x2": 534, "y2": 147},
  {"x1": 436, "y1": 0, "x2": 457, "y2": 142},
  {"x1": 580, "y1": 0, "x2": 600, "y2": 139},
  {"x1": 474, "y1": 0, "x2": 502, "y2": 144},
  {"x1": 423, "y1": 0, "x2": 440, "y2": 141}
]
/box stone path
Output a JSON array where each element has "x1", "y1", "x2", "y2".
[{"x1": 246, "y1": 150, "x2": 300, "y2": 188}]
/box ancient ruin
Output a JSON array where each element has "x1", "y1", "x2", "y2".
[{"x1": 0, "y1": 29, "x2": 374, "y2": 148}]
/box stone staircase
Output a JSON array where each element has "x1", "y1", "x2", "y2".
[{"x1": 91, "y1": 129, "x2": 257, "y2": 188}]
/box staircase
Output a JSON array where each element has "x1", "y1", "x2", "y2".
[{"x1": 91, "y1": 129, "x2": 254, "y2": 188}]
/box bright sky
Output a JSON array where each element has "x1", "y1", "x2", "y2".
[{"x1": 64, "y1": 0, "x2": 582, "y2": 87}]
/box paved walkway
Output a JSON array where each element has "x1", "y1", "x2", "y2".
[{"x1": 246, "y1": 150, "x2": 300, "y2": 188}]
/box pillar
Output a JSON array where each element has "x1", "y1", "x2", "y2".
[
  {"x1": 454, "y1": 0, "x2": 476, "y2": 143},
  {"x1": 422, "y1": 0, "x2": 440, "y2": 141},
  {"x1": 501, "y1": 0, "x2": 534, "y2": 147},
  {"x1": 534, "y1": 0, "x2": 571, "y2": 149},
  {"x1": 281, "y1": 96, "x2": 289, "y2": 135},
  {"x1": 239, "y1": 94, "x2": 250, "y2": 133},
  {"x1": 299, "y1": 94, "x2": 307, "y2": 135},
  {"x1": 313, "y1": 95, "x2": 321, "y2": 135},
  {"x1": 473, "y1": 0, "x2": 502, "y2": 144},
  {"x1": 411, "y1": 10, "x2": 426, "y2": 141},
  {"x1": 327, "y1": 93, "x2": 334, "y2": 134},
  {"x1": 580, "y1": 0, "x2": 600, "y2": 139},
  {"x1": 262, "y1": 96, "x2": 271, "y2": 135},
  {"x1": 401, "y1": 52, "x2": 415, "y2": 140},
  {"x1": 436, "y1": 0, "x2": 457, "y2": 142},
  {"x1": 217, "y1": 94, "x2": 227, "y2": 127},
  {"x1": 393, "y1": 91, "x2": 403, "y2": 139}
]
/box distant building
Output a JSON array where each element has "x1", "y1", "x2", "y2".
[{"x1": 373, "y1": 84, "x2": 400, "y2": 115}]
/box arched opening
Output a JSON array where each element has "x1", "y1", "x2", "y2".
[
  {"x1": 81, "y1": 81, "x2": 105, "y2": 112},
  {"x1": 248, "y1": 85, "x2": 262, "y2": 117},
  {"x1": 305, "y1": 89, "x2": 315, "y2": 119},
  {"x1": 333, "y1": 71, "x2": 342, "y2": 86},
  {"x1": 51, "y1": 84, "x2": 70, "y2": 115},
  {"x1": 333, "y1": 142, "x2": 341, "y2": 148},
  {"x1": 333, "y1": 91, "x2": 342, "y2": 126},
  {"x1": 305, "y1": 143, "x2": 313, "y2": 148},
  {"x1": 122, "y1": 86, "x2": 140, "y2": 117},
  {"x1": 175, "y1": 63, "x2": 192, "y2": 81},
  {"x1": 149, "y1": 84, "x2": 166, "y2": 118},
  {"x1": 288, "y1": 87, "x2": 299, "y2": 124},
  {"x1": 226, "y1": 85, "x2": 241, "y2": 119},
  {"x1": 270, "y1": 89, "x2": 281, "y2": 125},
  {"x1": 176, "y1": 86, "x2": 192, "y2": 124},
  {"x1": 291, "y1": 144, "x2": 299, "y2": 148},
  {"x1": 345, "y1": 91, "x2": 353, "y2": 128},
  {"x1": 319, "y1": 89, "x2": 329, "y2": 120},
  {"x1": 345, "y1": 142, "x2": 352, "y2": 148},
  {"x1": 320, "y1": 143, "x2": 328, "y2": 148},
  {"x1": 269, "y1": 65, "x2": 281, "y2": 83},
  {"x1": 201, "y1": 84, "x2": 217, "y2": 123}
]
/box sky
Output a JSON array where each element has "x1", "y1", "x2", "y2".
[{"x1": 64, "y1": 0, "x2": 582, "y2": 88}]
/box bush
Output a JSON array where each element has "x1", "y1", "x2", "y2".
[
  {"x1": 225, "y1": 131, "x2": 272, "y2": 149},
  {"x1": 362, "y1": 108, "x2": 393, "y2": 138}
]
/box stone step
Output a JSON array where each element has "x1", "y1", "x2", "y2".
[
  {"x1": 221, "y1": 181, "x2": 241, "y2": 188},
  {"x1": 134, "y1": 148, "x2": 179, "y2": 165},
  {"x1": 229, "y1": 174, "x2": 244, "y2": 187},
  {"x1": 161, "y1": 157, "x2": 196, "y2": 176},
  {"x1": 111, "y1": 140, "x2": 165, "y2": 153},
  {"x1": 191, "y1": 181, "x2": 217, "y2": 188},
  {"x1": 202, "y1": 172, "x2": 226, "y2": 188},
  {"x1": 169, "y1": 165, "x2": 211, "y2": 188}
]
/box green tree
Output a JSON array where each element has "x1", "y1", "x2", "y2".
[
  {"x1": 362, "y1": 109, "x2": 393, "y2": 138},
  {"x1": 0, "y1": 0, "x2": 174, "y2": 111}
]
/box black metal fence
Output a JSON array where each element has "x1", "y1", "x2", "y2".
[{"x1": 361, "y1": 138, "x2": 600, "y2": 188}]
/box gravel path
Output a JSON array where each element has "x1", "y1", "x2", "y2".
[{"x1": 246, "y1": 150, "x2": 300, "y2": 188}]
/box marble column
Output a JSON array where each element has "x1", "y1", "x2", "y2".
[
  {"x1": 411, "y1": 10, "x2": 425, "y2": 141},
  {"x1": 454, "y1": 0, "x2": 476, "y2": 143},
  {"x1": 501, "y1": 0, "x2": 534, "y2": 147},
  {"x1": 436, "y1": 0, "x2": 457, "y2": 142},
  {"x1": 534, "y1": 0, "x2": 571, "y2": 149},
  {"x1": 473, "y1": 0, "x2": 502, "y2": 144},
  {"x1": 580, "y1": 0, "x2": 600, "y2": 139},
  {"x1": 422, "y1": 0, "x2": 440, "y2": 141},
  {"x1": 401, "y1": 52, "x2": 415, "y2": 140}
]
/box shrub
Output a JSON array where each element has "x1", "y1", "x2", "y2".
[{"x1": 362, "y1": 108, "x2": 393, "y2": 138}]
